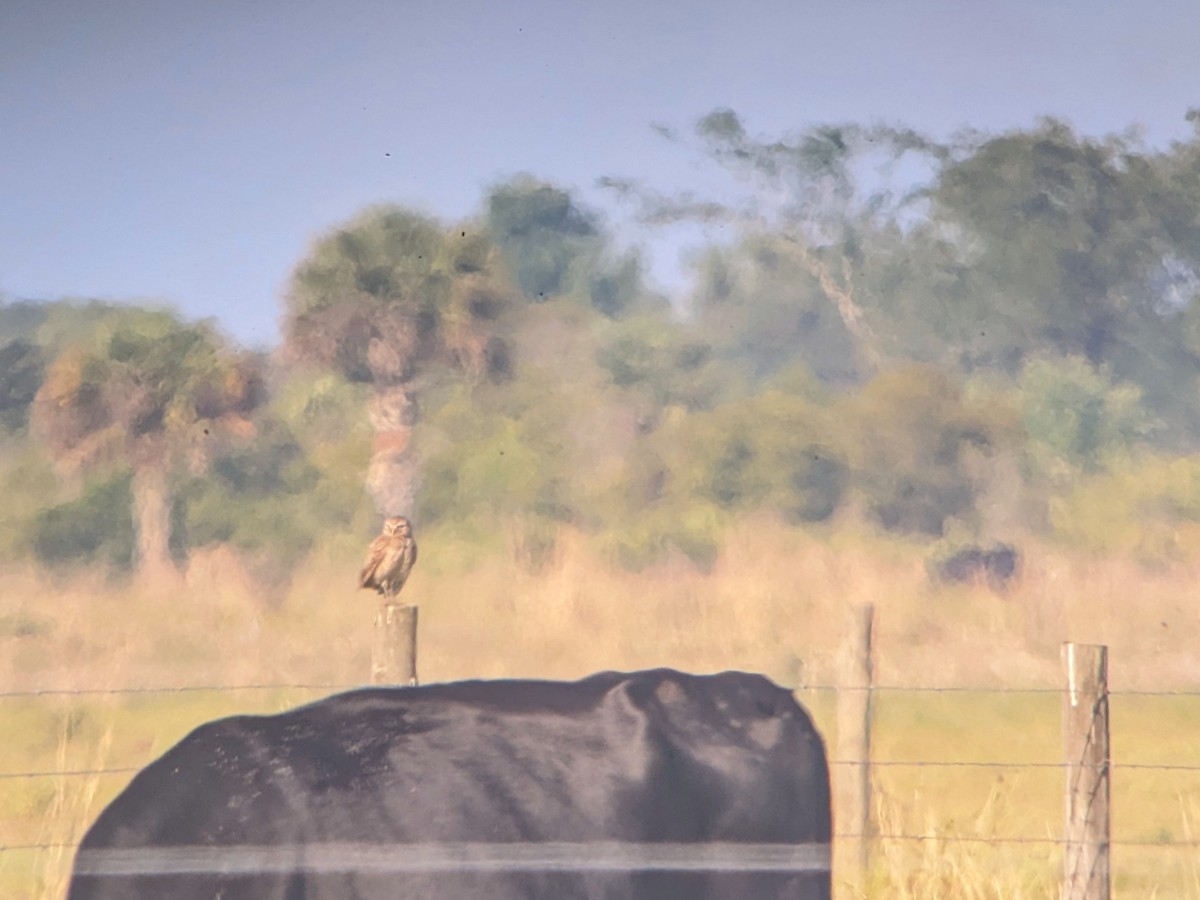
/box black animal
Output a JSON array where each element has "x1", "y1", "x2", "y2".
[
  {"x1": 69, "y1": 669, "x2": 831, "y2": 899},
  {"x1": 934, "y1": 543, "x2": 1020, "y2": 590}
]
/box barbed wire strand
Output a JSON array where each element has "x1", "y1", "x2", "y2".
[
  {"x1": 4, "y1": 683, "x2": 1200, "y2": 699},
  {"x1": 794, "y1": 685, "x2": 1200, "y2": 697},
  {"x1": 0, "y1": 684, "x2": 355, "y2": 699},
  {"x1": 0, "y1": 767, "x2": 142, "y2": 780},
  {"x1": 8, "y1": 758, "x2": 1200, "y2": 782},
  {"x1": 4, "y1": 834, "x2": 1200, "y2": 857}
]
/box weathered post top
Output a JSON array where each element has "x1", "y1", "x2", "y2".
[{"x1": 372, "y1": 602, "x2": 418, "y2": 686}]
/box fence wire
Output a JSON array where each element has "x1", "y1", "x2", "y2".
[
  {"x1": 4, "y1": 679, "x2": 1197, "y2": 867},
  {"x1": 5, "y1": 682, "x2": 1200, "y2": 699},
  {"x1": 3, "y1": 685, "x2": 1197, "y2": 782},
  {"x1": 6, "y1": 833, "x2": 1200, "y2": 858},
  {"x1": 0, "y1": 683, "x2": 355, "y2": 699},
  {"x1": 8, "y1": 757, "x2": 1200, "y2": 781}
]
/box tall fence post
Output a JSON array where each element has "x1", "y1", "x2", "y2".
[
  {"x1": 1061, "y1": 642, "x2": 1110, "y2": 900},
  {"x1": 836, "y1": 603, "x2": 875, "y2": 896},
  {"x1": 372, "y1": 603, "x2": 418, "y2": 686}
]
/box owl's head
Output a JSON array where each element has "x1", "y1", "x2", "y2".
[{"x1": 383, "y1": 516, "x2": 412, "y2": 537}]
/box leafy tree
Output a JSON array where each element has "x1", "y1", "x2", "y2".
[
  {"x1": 605, "y1": 110, "x2": 947, "y2": 377},
  {"x1": 607, "y1": 390, "x2": 846, "y2": 564},
  {"x1": 1017, "y1": 355, "x2": 1157, "y2": 475},
  {"x1": 414, "y1": 371, "x2": 583, "y2": 530},
  {"x1": 171, "y1": 418, "x2": 339, "y2": 592},
  {"x1": 612, "y1": 107, "x2": 1200, "y2": 444},
  {"x1": 283, "y1": 205, "x2": 518, "y2": 516},
  {"x1": 842, "y1": 366, "x2": 1003, "y2": 536},
  {"x1": 0, "y1": 301, "x2": 179, "y2": 436},
  {"x1": 485, "y1": 175, "x2": 602, "y2": 301},
  {"x1": 580, "y1": 249, "x2": 647, "y2": 318},
  {"x1": 593, "y1": 386, "x2": 848, "y2": 570},
  {"x1": 32, "y1": 471, "x2": 135, "y2": 571},
  {"x1": 931, "y1": 120, "x2": 1197, "y2": 371},
  {"x1": 272, "y1": 371, "x2": 374, "y2": 456},
  {"x1": 595, "y1": 310, "x2": 734, "y2": 410},
  {"x1": 683, "y1": 392, "x2": 847, "y2": 522},
  {"x1": 0, "y1": 300, "x2": 50, "y2": 344},
  {"x1": 0, "y1": 340, "x2": 44, "y2": 431},
  {"x1": 268, "y1": 370, "x2": 378, "y2": 557},
  {"x1": 687, "y1": 236, "x2": 862, "y2": 384},
  {"x1": 486, "y1": 175, "x2": 650, "y2": 317},
  {"x1": 30, "y1": 311, "x2": 263, "y2": 576}
]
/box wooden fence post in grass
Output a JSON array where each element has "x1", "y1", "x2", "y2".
[
  {"x1": 836, "y1": 603, "x2": 875, "y2": 895},
  {"x1": 372, "y1": 603, "x2": 418, "y2": 686},
  {"x1": 1061, "y1": 642, "x2": 1110, "y2": 900}
]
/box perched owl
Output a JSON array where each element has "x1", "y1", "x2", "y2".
[{"x1": 359, "y1": 516, "x2": 418, "y2": 601}]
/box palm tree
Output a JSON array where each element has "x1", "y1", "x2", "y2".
[
  {"x1": 31, "y1": 309, "x2": 262, "y2": 578},
  {"x1": 282, "y1": 205, "x2": 515, "y2": 516}
]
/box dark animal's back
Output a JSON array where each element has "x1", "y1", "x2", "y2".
[{"x1": 69, "y1": 669, "x2": 831, "y2": 900}]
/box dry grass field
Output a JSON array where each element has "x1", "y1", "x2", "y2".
[{"x1": 2, "y1": 519, "x2": 1199, "y2": 898}]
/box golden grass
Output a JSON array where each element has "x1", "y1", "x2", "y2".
[
  {"x1": 3, "y1": 519, "x2": 1200, "y2": 898},
  {"x1": 864, "y1": 782, "x2": 1059, "y2": 900}
]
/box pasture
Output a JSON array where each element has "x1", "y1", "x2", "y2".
[{"x1": 2, "y1": 520, "x2": 1199, "y2": 898}]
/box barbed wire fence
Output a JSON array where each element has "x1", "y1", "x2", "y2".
[{"x1": 1, "y1": 607, "x2": 1198, "y2": 899}]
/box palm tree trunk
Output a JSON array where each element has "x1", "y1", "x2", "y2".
[
  {"x1": 366, "y1": 385, "x2": 421, "y2": 517},
  {"x1": 131, "y1": 465, "x2": 176, "y2": 579}
]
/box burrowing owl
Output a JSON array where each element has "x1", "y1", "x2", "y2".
[{"x1": 359, "y1": 516, "x2": 418, "y2": 601}]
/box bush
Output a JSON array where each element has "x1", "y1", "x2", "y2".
[
  {"x1": 1018, "y1": 355, "x2": 1157, "y2": 476},
  {"x1": 172, "y1": 420, "x2": 345, "y2": 573},
  {"x1": 596, "y1": 313, "x2": 730, "y2": 411},
  {"x1": 0, "y1": 446, "x2": 58, "y2": 562},
  {"x1": 0, "y1": 340, "x2": 44, "y2": 431},
  {"x1": 32, "y1": 472, "x2": 135, "y2": 570},
  {"x1": 841, "y1": 366, "x2": 1002, "y2": 536},
  {"x1": 673, "y1": 392, "x2": 848, "y2": 522},
  {"x1": 414, "y1": 383, "x2": 581, "y2": 529}
]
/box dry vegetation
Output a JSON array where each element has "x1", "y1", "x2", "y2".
[{"x1": 3, "y1": 519, "x2": 1200, "y2": 898}]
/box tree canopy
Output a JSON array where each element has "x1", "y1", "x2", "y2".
[{"x1": 9, "y1": 109, "x2": 1200, "y2": 577}]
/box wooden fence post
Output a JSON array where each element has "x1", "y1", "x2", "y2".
[
  {"x1": 1061, "y1": 642, "x2": 1110, "y2": 900},
  {"x1": 372, "y1": 603, "x2": 418, "y2": 686},
  {"x1": 836, "y1": 603, "x2": 875, "y2": 895}
]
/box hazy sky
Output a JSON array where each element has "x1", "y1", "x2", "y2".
[{"x1": 3, "y1": 0, "x2": 1199, "y2": 347}]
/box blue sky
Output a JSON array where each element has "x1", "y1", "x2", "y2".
[{"x1": 3, "y1": 0, "x2": 1199, "y2": 347}]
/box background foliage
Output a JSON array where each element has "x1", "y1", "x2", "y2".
[{"x1": 3, "y1": 112, "x2": 1200, "y2": 578}]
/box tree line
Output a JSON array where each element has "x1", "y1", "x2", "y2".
[{"x1": 4, "y1": 109, "x2": 1200, "y2": 583}]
